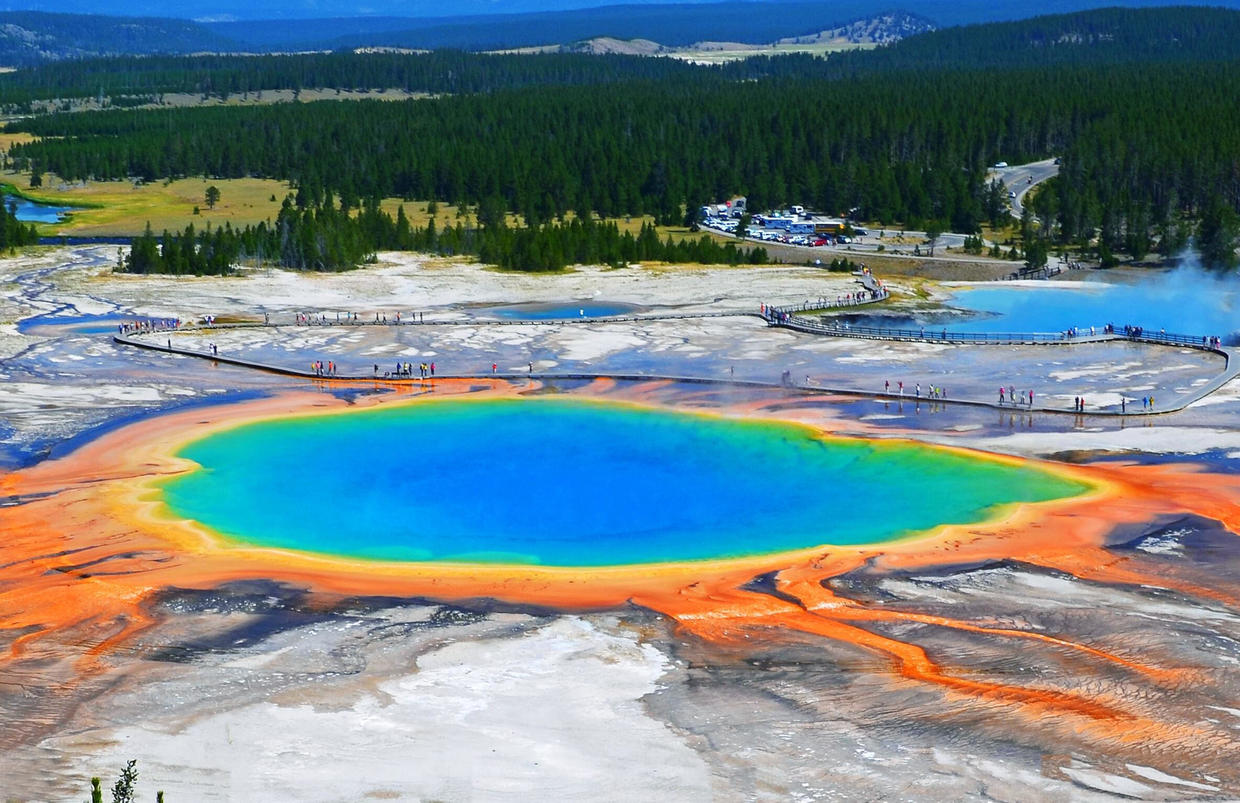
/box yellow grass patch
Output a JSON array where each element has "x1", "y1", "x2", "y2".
[
  {"x1": 0, "y1": 132, "x2": 36, "y2": 151},
  {"x1": 4, "y1": 172, "x2": 294, "y2": 236}
]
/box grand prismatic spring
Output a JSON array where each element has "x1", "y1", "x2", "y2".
[
  {"x1": 161, "y1": 398, "x2": 1088, "y2": 565},
  {"x1": 4, "y1": 251, "x2": 1240, "y2": 799}
]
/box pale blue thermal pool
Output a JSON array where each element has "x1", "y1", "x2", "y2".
[
  {"x1": 485, "y1": 302, "x2": 640, "y2": 320},
  {"x1": 837, "y1": 271, "x2": 1238, "y2": 341},
  {"x1": 161, "y1": 398, "x2": 1086, "y2": 566},
  {"x1": 17, "y1": 313, "x2": 132, "y2": 334},
  {"x1": 946, "y1": 278, "x2": 1237, "y2": 337}
]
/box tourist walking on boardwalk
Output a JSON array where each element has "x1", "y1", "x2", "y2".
[
  {"x1": 885, "y1": 379, "x2": 890, "y2": 394},
  {"x1": 915, "y1": 383, "x2": 920, "y2": 398},
  {"x1": 1028, "y1": 390, "x2": 1034, "y2": 408},
  {"x1": 999, "y1": 386, "x2": 1005, "y2": 404},
  {"x1": 430, "y1": 362, "x2": 435, "y2": 376},
  {"x1": 898, "y1": 381, "x2": 903, "y2": 397},
  {"x1": 492, "y1": 363, "x2": 498, "y2": 374}
]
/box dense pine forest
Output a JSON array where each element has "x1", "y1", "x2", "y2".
[
  {"x1": 122, "y1": 197, "x2": 768, "y2": 273},
  {"x1": 13, "y1": 63, "x2": 1240, "y2": 237},
  {"x1": 6, "y1": 6, "x2": 1240, "y2": 272},
  {"x1": 0, "y1": 51, "x2": 708, "y2": 110},
  {"x1": 0, "y1": 197, "x2": 42, "y2": 249},
  {"x1": 5, "y1": 8, "x2": 1239, "y2": 107},
  {"x1": 821, "y1": 6, "x2": 1240, "y2": 72}
]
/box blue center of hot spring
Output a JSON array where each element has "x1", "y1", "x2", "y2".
[{"x1": 161, "y1": 399, "x2": 1085, "y2": 566}]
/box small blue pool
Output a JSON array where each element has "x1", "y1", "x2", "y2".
[
  {"x1": 485, "y1": 302, "x2": 641, "y2": 320},
  {"x1": 5, "y1": 195, "x2": 78, "y2": 223},
  {"x1": 17, "y1": 313, "x2": 132, "y2": 335}
]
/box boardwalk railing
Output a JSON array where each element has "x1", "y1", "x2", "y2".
[
  {"x1": 1007, "y1": 264, "x2": 1063, "y2": 281},
  {"x1": 765, "y1": 290, "x2": 890, "y2": 316},
  {"x1": 1132, "y1": 331, "x2": 1221, "y2": 348},
  {"x1": 763, "y1": 303, "x2": 1228, "y2": 354}
]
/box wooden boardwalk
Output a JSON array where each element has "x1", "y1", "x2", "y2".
[
  {"x1": 114, "y1": 323, "x2": 1238, "y2": 418},
  {"x1": 105, "y1": 268, "x2": 1237, "y2": 417}
]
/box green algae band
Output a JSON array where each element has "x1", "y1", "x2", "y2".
[{"x1": 162, "y1": 399, "x2": 1087, "y2": 566}]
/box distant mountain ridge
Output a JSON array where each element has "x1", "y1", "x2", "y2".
[
  {"x1": 4, "y1": 0, "x2": 1240, "y2": 23},
  {"x1": 822, "y1": 5, "x2": 1240, "y2": 71},
  {"x1": 558, "y1": 12, "x2": 935, "y2": 56},
  {"x1": 778, "y1": 11, "x2": 935, "y2": 45},
  {"x1": 0, "y1": 11, "x2": 236, "y2": 65},
  {"x1": 1, "y1": 1, "x2": 1240, "y2": 64}
]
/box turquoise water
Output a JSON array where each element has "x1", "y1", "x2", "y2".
[
  {"x1": 162, "y1": 399, "x2": 1087, "y2": 566},
  {"x1": 843, "y1": 273, "x2": 1238, "y2": 340},
  {"x1": 487, "y1": 302, "x2": 639, "y2": 320},
  {"x1": 948, "y1": 280, "x2": 1238, "y2": 337}
]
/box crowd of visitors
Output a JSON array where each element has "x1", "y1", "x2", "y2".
[
  {"x1": 118, "y1": 318, "x2": 179, "y2": 334},
  {"x1": 382, "y1": 361, "x2": 435, "y2": 378}
]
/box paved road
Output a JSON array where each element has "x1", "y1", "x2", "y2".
[{"x1": 991, "y1": 158, "x2": 1060, "y2": 218}]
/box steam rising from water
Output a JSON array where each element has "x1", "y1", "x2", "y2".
[{"x1": 943, "y1": 253, "x2": 1239, "y2": 341}]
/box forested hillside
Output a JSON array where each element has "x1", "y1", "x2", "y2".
[
  {"x1": 202, "y1": 0, "x2": 1240, "y2": 50},
  {"x1": 14, "y1": 0, "x2": 1238, "y2": 27},
  {"x1": 5, "y1": 6, "x2": 1240, "y2": 270},
  {"x1": 12, "y1": 60, "x2": 1240, "y2": 234},
  {"x1": 121, "y1": 197, "x2": 769, "y2": 273},
  {"x1": 3, "y1": 2, "x2": 1240, "y2": 63},
  {"x1": 0, "y1": 12, "x2": 236, "y2": 66},
  {"x1": 0, "y1": 51, "x2": 705, "y2": 110},
  {"x1": 2, "y1": 7, "x2": 1233, "y2": 107},
  {"x1": 823, "y1": 6, "x2": 1240, "y2": 72}
]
